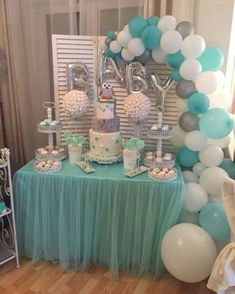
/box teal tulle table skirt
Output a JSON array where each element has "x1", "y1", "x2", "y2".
[{"x1": 14, "y1": 160, "x2": 184, "y2": 277}]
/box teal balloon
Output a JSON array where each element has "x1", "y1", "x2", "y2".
[
  {"x1": 187, "y1": 93, "x2": 210, "y2": 114},
  {"x1": 198, "y1": 47, "x2": 224, "y2": 71},
  {"x1": 141, "y1": 26, "x2": 162, "y2": 49},
  {"x1": 106, "y1": 31, "x2": 115, "y2": 40},
  {"x1": 199, "y1": 203, "x2": 231, "y2": 240},
  {"x1": 167, "y1": 51, "x2": 185, "y2": 69},
  {"x1": 199, "y1": 108, "x2": 234, "y2": 139},
  {"x1": 220, "y1": 159, "x2": 235, "y2": 179},
  {"x1": 147, "y1": 16, "x2": 160, "y2": 26},
  {"x1": 172, "y1": 69, "x2": 183, "y2": 82},
  {"x1": 104, "y1": 48, "x2": 115, "y2": 58},
  {"x1": 129, "y1": 16, "x2": 148, "y2": 37},
  {"x1": 177, "y1": 147, "x2": 199, "y2": 168}
]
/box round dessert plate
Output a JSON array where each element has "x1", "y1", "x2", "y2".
[
  {"x1": 147, "y1": 127, "x2": 173, "y2": 139},
  {"x1": 144, "y1": 157, "x2": 175, "y2": 169},
  {"x1": 87, "y1": 152, "x2": 123, "y2": 164},
  {"x1": 34, "y1": 160, "x2": 62, "y2": 174},
  {"x1": 35, "y1": 146, "x2": 67, "y2": 161},
  {"x1": 37, "y1": 123, "x2": 62, "y2": 133},
  {"x1": 148, "y1": 168, "x2": 177, "y2": 182}
]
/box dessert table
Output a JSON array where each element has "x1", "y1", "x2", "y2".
[{"x1": 14, "y1": 160, "x2": 184, "y2": 277}]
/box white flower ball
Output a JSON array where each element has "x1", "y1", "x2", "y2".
[
  {"x1": 117, "y1": 30, "x2": 132, "y2": 47},
  {"x1": 124, "y1": 93, "x2": 151, "y2": 122},
  {"x1": 63, "y1": 90, "x2": 89, "y2": 119},
  {"x1": 110, "y1": 40, "x2": 122, "y2": 53},
  {"x1": 127, "y1": 38, "x2": 145, "y2": 57},
  {"x1": 121, "y1": 48, "x2": 135, "y2": 62}
]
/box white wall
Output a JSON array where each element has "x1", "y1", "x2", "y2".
[{"x1": 194, "y1": 0, "x2": 235, "y2": 88}]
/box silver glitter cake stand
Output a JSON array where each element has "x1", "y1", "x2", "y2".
[
  {"x1": 144, "y1": 111, "x2": 175, "y2": 169},
  {"x1": 35, "y1": 102, "x2": 67, "y2": 161}
]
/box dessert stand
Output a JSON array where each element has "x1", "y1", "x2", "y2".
[
  {"x1": 35, "y1": 102, "x2": 66, "y2": 161},
  {"x1": 144, "y1": 74, "x2": 177, "y2": 181}
]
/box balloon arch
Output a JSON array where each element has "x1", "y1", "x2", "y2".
[{"x1": 101, "y1": 15, "x2": 233, "y2": 283}]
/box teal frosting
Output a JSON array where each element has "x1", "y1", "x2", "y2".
[
  {"x1": 122, "y1": 137, "x2": 145, "y2": 150},
  {"x1": 64, "y1": 131, "x2": 85, "y2": 145},
  {"x1": 14, "y1": 160, "x2": 184, "y2": 277}
]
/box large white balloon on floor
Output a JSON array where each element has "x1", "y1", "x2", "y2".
[
  {"x1": 184, "y1": 130, "x2": 207, "y2": 151},
  {"x1": 199, "y1": 167, "x2": 229, "y2": 195},
  {"x1": 199, "y1": 145, "x2": 224, "y2": 167},
  {"x1": 184, "y1": 183, "x2": 208, "y2": 212},
  {"x1": 161, "y1": 224, "x2": 217, "y2": 283}
]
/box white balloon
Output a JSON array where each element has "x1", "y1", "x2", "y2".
[
  {"x1": 179, "y1": 209, "x2": 199, "y2": 225},
  {"x1": 123, "y1": 24, "x2": 129, "y2": 32},
  {"x1": 216, "y1": 70, "x2": 226, "y2": 89},
  {"x1": 208, "y1": 89, "x2": 232, "y2": 110},
  {"x1": 117, "y1": 30, "x2": 132, "y2": 47},
  {"x1": 109, "y1": 40, "x2": 121, "y2": 53},
  {"x1": 179, "y1": 59, "x2": 202, "y2": 81},
  {"x1": 161, "y1": 224, "x2": 217, "y2": 283},
  {"x1": 152, "y1": 48, "x2": 167, "y2": 64},
  {"x1": 208, "y1": 135, "x2": 232, "y2": 149},
  {"x1": 121, "y1": 48, "x2": 134, "y2": 62},
  {"x1": 158, "y1": 15, "x2": 177, "y2": 32},
  {"x1": 176, "y1": 98, "x2": 188, "y2": 112},
  {"x1": 181, "y1": 34, "x2": 206, "y2": 59},
  {"x1": 184, "y1": 130, "x2": 207, "y2": 151},
  {"x1": 193, "y1": 162, "x2": 207, "y2": 176},
  {"x1": 160, "y1": 30, "x2": 183, "y2": 54},
  {"x1": 171, "y1": 126, "x2": 186, "y2": 148},
  {"x1": 199, "y1": 167, "x2": 229, "y2": 195},
  {"x1": 195, "y1": 71, "x2": 220, "y2": 94},
  {"x1": 184, "y1": 183, "x2": 208, "y2": 212},
  {"x1": 199, "y1": 145, "x2": 224, "y2": 167},
  {"x1": 183, "y1": 171, "x2": 199, "y2": 184},
  {"x1": 127, "y1": 38, "x2": 145, "y2": 56}
]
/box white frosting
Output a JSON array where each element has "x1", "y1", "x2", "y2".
[
  {"x1": 96, "y1": 102, "x2": 114, "y2": 120},
  {"x1": 89, "y1": 129, "x2": 121, "y2": 157}
]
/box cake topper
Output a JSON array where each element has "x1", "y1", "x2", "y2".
[{"x1": 99, "y1": 82, "x2": 114, "y2": 101}]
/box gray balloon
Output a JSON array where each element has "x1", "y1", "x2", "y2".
[
  {"x1": 178, "y1": 111, "x2": 199, "y2": 132},
  {"x1": 175, "y1": 80, "x2": 197, "y2": 98},
  {"x1": 105, "y1": 37, "x2": 112, "y2": 46},
  {"x1": 135, "y1": 49, "x2": 152, "y2": 64},
  {"x1": 176, "y1": 21, "x2": 194, "y2": 39}
]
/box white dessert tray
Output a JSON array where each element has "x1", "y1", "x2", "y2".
[
  {"x1": 144, "y1": 157, "x2": 175, "y2": 169},
  {"x1": 35, "y1": 147, "x2": 67, "y2": 161},
  {"x1": 76, "y1": 161, "x2": 95, "y2": 173},
  {"x1": 148, "y1": 168, "x2": 177, "y2": 182},
  {"x1": 87, "y1": 152, "x2": 123, "y2": 164},
  {"x1": 34, "y1": 160, "x2": 62, "y2": 174},
  {"x1": 37, "y1": 124, "x2": 62, "y2": 133},
  {"x1": 147, "y1": 127, "x2": 173, "y2": 139}
]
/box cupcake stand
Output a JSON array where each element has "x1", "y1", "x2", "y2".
[
  {"x1": 144, "y1": 74, "x2": 177, "y2": 181},
  {"x1": 34, "y1": 102, "x2": 66, "y2": 173}
]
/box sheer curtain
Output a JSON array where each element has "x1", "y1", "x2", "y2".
[{"x1": 0, "y1": 0, "x2": 196, "y2": 168}]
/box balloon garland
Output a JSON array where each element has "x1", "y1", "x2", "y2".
[{"x1": 102, "y1": 14, "x2": 234, "y2": 282}]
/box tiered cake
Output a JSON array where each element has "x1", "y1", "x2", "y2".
[{"x1": 88, "y1": 83, "x2": 122, "y2": 163}]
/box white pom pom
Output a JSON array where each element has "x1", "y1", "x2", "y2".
[
  {"x1": 124, "y1": 93, "x2": 151, "y2": 122},
  {"x1": 63, "y1": 90, "x2": 89, "y2": 118}
]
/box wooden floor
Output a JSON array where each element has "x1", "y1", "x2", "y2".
[{"x1": 0, "y1": 258, "x2": 214, "y2": 294}]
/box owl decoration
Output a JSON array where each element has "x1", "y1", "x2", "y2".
[{"x1": 99, "y1": 83, "x2": 114, "y2": 102}]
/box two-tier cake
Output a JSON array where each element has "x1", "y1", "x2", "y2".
[{"x1": 89, "y1": 83, "x2": 122, "y2": 163}]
